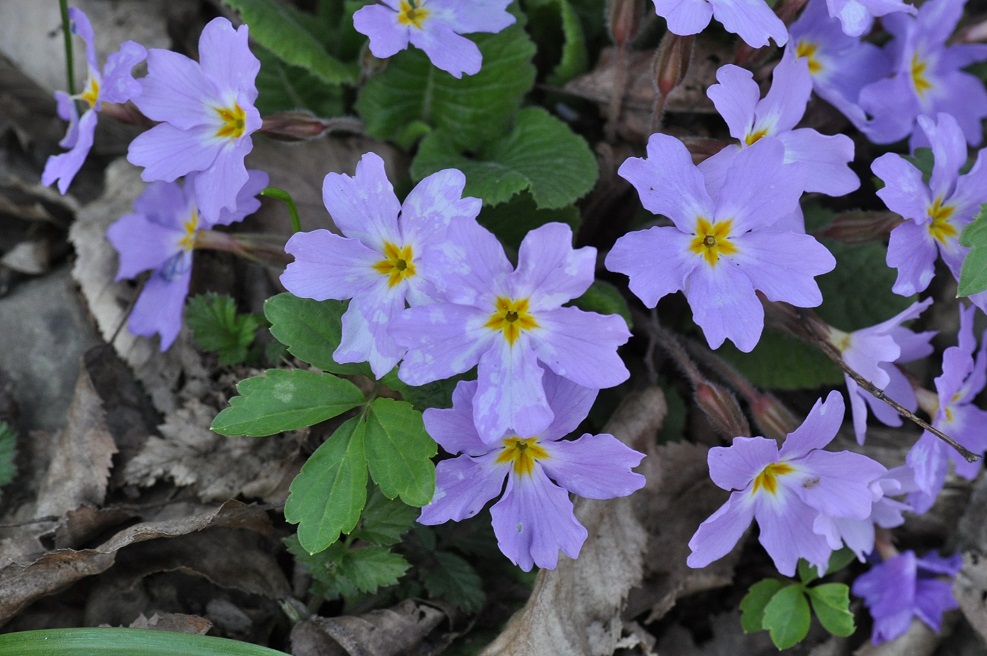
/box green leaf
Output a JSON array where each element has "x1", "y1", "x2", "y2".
[
  {"x1": 0, "y1": 422, "x2": 17, "y2": 487},
  {"x1": 476, "y1": 193, "x2": 581, "y2": 253},
  {"x1": 524, "y1": 0, "x2": 589, "y2": 84},
  {"x1": 569, "y1": 280, "x2": 633, "y2": 330},
  {"x1": 221, "y1": 0, "x2": 356, "y2": 85},
  {"x1": 253, "y1": 44, "x2": 345, "y2": 116},
  {"x1": 265, "y1": 294, "x2": 371, "y2": 377},
  {"x1": 716, "y1": 328, "x2": 843, "y2": 391},
  {"x1": 381, "y1": 371, "x2": 463, "y2": 413},
  {"x1": 798, "y1": 558, "x2": 821, "y2": 584},
  {"x1": 959, "y1": 204, "x2": 987, "y2": 297},
  {"x1": 420, "y1": 552, "x2": 486, "y2": 612},
  {"x1": 352, "y1": 486, "x2": 420, "y2": 546},
  {"x1": 807, "y1": 583, "x2": 855, "y2": 637},
  {"x1": 186, "y1": 293, "x2": 260, "y2": 366},
  {"x1": 340, "y1": 546, "x2": 411, "y2": 594},
  {"x1": 740, "y1": 578, "x2": 785, "y2": 633},
  {"x1": 364, "y1": 398, "x2": 437, "y2": 506},
  {"x1": 355, "y1": 23, "x2": 536, "y2": 149},
  {"x1": 0, "y1": 628, "x2": 291, "y2": 656},
  {"x1": 816, "y1": 241, "x2": 914, "y2": 332},
  {"x1": 412, "y1": 107, "x2": 598, "y2": 209},
  {"x1": 762, "y1": 584, "x2": 811, "y2": 650},
  {"x1": 825, "y1": 547, "x2": 858, "y2": 575},
  {"x1": 285, "y1": 416, "x2": 369, "y2": 553},
  {"x1": 211, "y1": 369, "x2": 365, "y2": 437}
]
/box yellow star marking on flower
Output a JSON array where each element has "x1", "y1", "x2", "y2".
[
  {"x1": 689, "y1": 217, "x2": 737, "y2": 266},
  {"x1": 372, "y1": 242, "x2": 416, "y2": 288},
  {"x1": 495, "y1": 436, "x2": 550, "y2": 476},
  {"x1": 745, "y1": 128, "x2": 769, "y2": 146},
  {"x1": 397, "y1": 0, "x2": 430, "y2": 28},
  {"x1": 80, "y1": 76, "x2": 100, "y2": 107},
  {"x1": 215, "y1": 102, "x2": 247, "y2": 140},
  {"x1": 752, "y1": 462, "x2": 795, "y2": 495},
  {"x1": 795, "y1": 40, "x2": 823, "y2": 75},
  {"x1": 927, "y1": 197, "x2": 957, "y2": 244},
  {"x1": 178, "y1": 209, "x2": 200, "y2": 252},
  {"x1": 911, "y1": 53, "x2": 933, "y2": 97},
  {"x1": 485, "y1": 297, "x2": 539, "y2": 346}
]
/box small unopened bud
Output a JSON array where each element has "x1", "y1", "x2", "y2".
[
  {"x1": 259, "y1": 112, "x2": 364, "y2": 142},
  {"x1": 813, "y1": 211, "x2": 902, "y2": 244},
  {"x1": 654, "y1": 33, "x2": 694, "y2": 99},
  {"x1": 914, "y1": 386, "x2": 939, "y2": 417},
  {"x1": 956, "y1": 17, "x2": 987, "y2": 43},
  {"x1": 695, "y1": 380, "x2": 751, "y2": 439},
  {"x1": 608, "y1": 0, "x2": 644, "y2": 47},
  {"x1": 750, "y1": 391, "x2": 799, "y2": 440}
]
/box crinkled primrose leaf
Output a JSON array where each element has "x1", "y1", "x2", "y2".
[
  {"x1": 186, "y1": 293, "x2": 261, "y2": 366},
  {"x1": 959, "y1": 204, "x2": 987, "y2": 297}
]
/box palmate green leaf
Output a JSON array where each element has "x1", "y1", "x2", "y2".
[
  {"x1": 412, "y1": 107, "x2": 598, "y2": 209},
  {"x1": 340, "y1": 546, "x2": 411, "y2": 594},
  {"x1": 959, "y1": 204, "x2": 987, "y2": 296},
  {"x1": 524, "y1": 0, "x2": 589, "y2": 84},
  {"x1": 353, "y1": 485, "x2": 420, "y2": 546},
  {"x1": 763, "y1": 584, "x2": 811, "y2": 649},
  {"x1": 355, "y1": 24, "x2": 536, "y2": 149},
  {"x1": 222, "y1": 0, "x2": 356, "y2": 85},
  {"x1": 186, "y1": 293, "x2": 260, "y2": 366},
  {"x1": 265, "y1": 293, "x2": 371, "y2": 377},
  {"x1": 285, "y1": 416, "x2": 368, "y2": 553},
  {"x1": 807, "y1": 583, "x2": 855, "y2": 637},
  {"x1": 364, "y1": 398, "x2": 437, "y2": 506},
  {"x1": 421, "y1": 552, "x2": 485, "y2": 612},
  {"x1": 211, "y1": 369, "x2": 365, "y2": 437},
  {"x1": 740, "y1": 578, "x2": 785, "y2": 633}
]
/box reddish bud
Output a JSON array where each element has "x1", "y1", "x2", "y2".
[
  {"x1": 258, "y1": 112, "x2": 364, "y2": 142},
  {"x1": 608, "y1": 0, "x2": 644, "y2": 46},
  {"x1": 813, "y1": 211, "x2": 902, "y2": 244},
  {"x1": 695, "y1": 380, "x2": 751, "y2": 439},
  {"x1": 654, "y1": 33, "x2": 694, "y2": 99},
  {"x1": 750, "y1": 391, "x2": 799, "y2": 440}
]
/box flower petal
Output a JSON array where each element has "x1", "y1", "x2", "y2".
[
  {"x1": 418, "y1": 452, "x2": 506, "y2": 524},
  {"x1": 530, "y1": 307, "x2": 631, "y2": 389},
  {"x1": 540, "y1": 433, "x2": 646, "y2": 499}
]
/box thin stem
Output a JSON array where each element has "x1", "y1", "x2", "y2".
[
  {"x1": 59, "y1": 0, "x2": 76, "y2": 96},
  {"x1": 261, "y1": 187, "x2": 301, "y2": 234}
]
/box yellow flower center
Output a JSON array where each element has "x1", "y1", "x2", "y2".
[
  {"x1": 372, "y1": 242, "x2": 416, "y2": 288},
  {"x1": 689, "y1": 217, "x2": 737, "y2": 266},
  {"x1": 495, "y1": 436, "x2": 550, "y2": 476},
  {"x1": 397, "y1": 0, "x2": 430, "y2": 28},
  {"x1": 911, "y1": 53, "x2": 933, "y2": 98},
  {"x1": 927, "y1": 197, "x2": 957, "y2": 244},
  {"x1": 795, "y1": 40, "x2": 823, "y2": 75},
  {"x1": 485, "y1": 297, "x2": 539, "y2": 346},
  {"x1": 178, "y1": 209, "x2": 199, "y2": 252},
  {"x1": 215, "y1": 102, "x2": 247, "y2": 140},
  {"x1": 80, "y1": 75, "x2": 100, "y2": 107},
  {"x1": 752, "y1": 462, "x2": 795, "y2": 496},
  {"x1": 744, "y1": 128, "x2": 768, "y2": 146}
]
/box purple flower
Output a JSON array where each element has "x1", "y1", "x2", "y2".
[
  {"x1": 702, "y1": 49, "x2": 858, "y2": 198},
  {"x1": 857, "y1": 0, "x2": 987, "y2": 147},
  {"x1": 825, "y1": 0, "x2": 914, "y2": 38},
  {"x1": 687, "y1": 391, "x2": 888, "y2": 576},
  {"x1": 649, "y1": 0, "x2": 787, "y2": 48},
  {"x1": 906, "y1": 303, "x2": 987, "y2": 513},
  {"x1": 127, "y1": 17, "x2": 262, "y2": 221},
  {"x1": 106, "y1": 170, "x2": 268, "y2": 349},
  {"x1": 852, "y1": 550, "x2": 962, "y2": 644},
  {"x1": 826, "y1": 298, "x2": 936, "y2": 444},
  {"x1": 874, "y1": 113, "x2": 987, "y2": 312},
  {"x1": 353, "y1": 1, "x2": 516, "y2": 78},
  {"x1": 42, "y1": 7, "x2": 146, "y2": 194},
  {"x1": 605, "y1": 134, "x2": 835, "y2": 353},
  {"x1": 280, "y1": 152, "x2": 482, "y2": 378},
  {"x1": 391, "y1": 221, "x2": 631, "y2": 443},
  {"x1": 418, "y1": 371, "x2": 646, "y2": 571}
]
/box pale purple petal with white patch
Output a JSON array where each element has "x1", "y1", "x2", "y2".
[
  {"x1": 756, "y1": 50, "x2": 811, "y2": 133},
  {"x1": 822, "y1": 515, "x2": 876, "y2": 559},
  {"x1": 727, "y1": 230, "x2": 834, "y2": 307},
  {"x1": 708, "y1": 437, "x2": 779, "y2": 491},
  {"x1": 906, "y1": 431, "x2": 948, "y2": 498},
  {"x1": 513, "y1": 223, "x2": 595, "y2": 309},
  {"x1": 128, "y1": 123, "x2": 224, "y2": 182},
  {"x1": 428, "y1": 0, "x2": 516, "y2": 33},
  {"x1": 491, "y1": 468, "x2": 587, "y2": 571},
  {"x1": 99, "y1": 41, "x2": 147, "y2": 105},
  {"x1": 429, "y1": 218, "x2": 513, "y2": 305},
  {"x1": 530, "y1": 306, "x2": 630, "y2": 389},
  {"x1": 687, "y1": 491, "x2": 754, "y2": 568},
  {"x1": 281, "y1": 230, "x2": 383, "y2": 301},
  {"x1": 422, "y1": 380, "x2": 490, "y2": 455},
  {"x1": 473, "y1": 337, "x2": 553, "y2": 443},
  {"x1": 683, "y1": 260, "x2": 763, "y2": 352},
  {"x1": 418, "y1": 451, "x2": 506, "y2": 524},
  {"x1": 42, "y1": 109, "x2": 97, "y2": 194},
  {"x1": 353, "y1": 4, "x2": 410, "y2": 59},
  {"x1": 393, "y1": 303, "x2": 493, "y2": 385},
  {"x1": 754, "y1": 491, "x2": 832, "y2": 576},
  {"x1": 409, "y1": 23, "x2": 482, "y2": 78},
  {"x1": 886, "y1": 220, "x2": 938, "y2": 296},
  {"x1": 778, "y1": 130, "x2": 859, "y2": 196},
  {"x1": 779, "y1": 391, "x2": 844, "y2": 459},
  {"x1": 134, "y1": 48, "x2": 218, "y2": 127},
  {"x1": 322, "y1": 152, "x2": 402, "y2": 249},
  {"x1": 129, "y1": 264, "x2": 192, "y2": 351},
  {"x1": 540, "y1": 433, "x2": 646, "y2": 499},
  {"x1": 707, "y1": 65, "x2": 758, "y2": 142},
  {"x1": 792, "y1": 450, "x2": 886, "y2": 519},
  {"x1": 335, "y1": 282, "x2": 408, "y2": 378},
  {"x1": 651, "y1": 0, "x2": 714, "y2": 36},
  {"x1": 198, "y1": 18, "x2": 259, "y2": 103},
  {"x1": 67, "y1": 7, "x2": 97, "y2": 69},
  {"x1": 106, "y1": 212, "x2": 183, "y2": 280},
  {"x1": 713, "y1": 137, "x2": 805, "y2": 233},
  {"x1": 540, "y1": 370, "x2": 599, "y2": 441},
  {"x1": 400, "y1": 168, "x2": 481, "y2": 249},
  {"x1": 605, "y1": 226, "x2": 697, "y2": 308},
  {"x1": 709, "y1": 0, "x2": 789, "y2": 48},
  {"x1": 918, "y1": 113, "x2": 966, "y2": 199},
  {"x1": 192, "y1": 136, "x2": 254, "y2": 220}
]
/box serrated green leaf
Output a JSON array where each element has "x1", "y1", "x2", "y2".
[
  {"x1": 265, "y1": 294, "x2": 371, "y2": 377},
  {"x1": 186, "y1": 293, "x2": 260, "y2": 365},
  {"x1": 285, "y1": 416, "x2": 368, "y2": 553},
  {"x1": 353, "y1": 486, "x2": 420, "y2": 546},
  {"x1": 284, "y1": 535, "x2": 347, "y2": 598},
  {"x1": 763, "y1": 584, "x2": 811, "y2": 649},
  {"x1": 807, "y1": 583, "x2": 855, "y2": 637},
  {"x1": 740, "y1": 578, "x2": 785, "y2": 633},
  {"x1": 421, "y1": 552, "x2": 485, "y2": 612},
  {"x1": 412, "y1": 107, "x2": 597, "y2": 209},
  {"x1": 0, "y1": 422, "x2": 17, "y2": 487},
  {"x1": 355, "y1": 24, "x2": 536, "y2": 149},
  {"x1": 476, "y1": 192, "x2": 581, "y2": 253},
  {"x1": 364, "y1": 398, "x2": 436, "y2": 506},
  {"x1": 211, "y1": 369, "x2": 365, "y2": 437},
  {"x1": 525, "y1": 0, "x2": 589, "y2": 84},
  {"x1": 340, "y1": 546, "x2": 410, "y2": 594},
  {"x1": 569, "y1": 280, "x2": 632, "y2": 330},
  {"x1": 222, "y1": 0, "x2": 356, "y2": 85},
  {"x1": 959, "y1": 204, "x2": 987, "y2": 296},
  {"x1": 253, "y1": 44, "x2": 345, "y2": 116}
]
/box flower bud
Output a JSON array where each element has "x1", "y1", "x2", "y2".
[
  {"x1": 608, "y1": 0, "x2": 644, "y2": 47},
  {"x1": 654, "y1": 33, "x2": 694, "y2": 100},
  {"x1": 750, "y1": 391, "x2": 799, "y2": 440},
  {"x1": 813, "y1": 211, "x2": 902, "y2": 244},
  {"x1": 695, "y1": 380, "x2": 751, "y2": 439}
]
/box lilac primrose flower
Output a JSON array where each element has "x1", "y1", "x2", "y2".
[
  {"x1": 280, "y1": 152, "x2": 481, "y2": 378},
  {"x1": 857, "y1": 0, "x2": 987, "y2": 147},
  {"x1": 606, "y1": 134, "x2": 835, "y2": 353},
  {"x1": 418, "y1": 371, "x2": 646, "y2": 571},
  {"x1": 127, "y1": 17, "x2": 262, "y2": 220},
  {"x1": 825, "y1": 0, "x2": 914, "y2": 38},
  {"x1": 852, "y1": 550, "x2": 962, "y2": 644},
  {"x1": 353, "y1": 1, "x2": 516, "y2": 78},
  {"x1": 906, "y1": 303, "x2": 987, "y2": 513},
  {"x1": 688, "y1": 391, "x2": 887, "y2": 576},
  {"x1": 106, "y1": 170, "x2": 268, "y2": 349},
  {"x1": 649, "y1": 0, "x2": 787, "y2": 48},
  {"x1": 42, "y1": 8, "x2": 146, "y2": 194},
  {"x1": 825, "y1": 298, "x2": 936, "y2": 444},
  {"x1": 702, "y1": 49, "x2": 858, "y2": 198},
  {"x1": 391, "y1": 221, "x2": 631, "y2": 444}
]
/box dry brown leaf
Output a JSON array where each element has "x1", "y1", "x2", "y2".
[
  {"x1": 130, "y1": 612, "x2": 213, "y2": 635},
  {"x1": 290, "y1": 599, "x2": 446, "y2": 656},
  {"x1": 954, "y1": 552, "x2": 987, "y2": 645},
  {"x1": 479, "y1": 387, "x2": 665, "y2": 656},
  {"x1": 852, "y1": 621, "x2": 941, "y2": 656}
]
